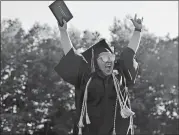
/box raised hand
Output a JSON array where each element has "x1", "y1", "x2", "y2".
[
  {"x1": 130, "y1": 14, "x2": 143, "y2": 30},
  {"x1": 58, "y1": 19, "x2": 67, "y2": 31}
]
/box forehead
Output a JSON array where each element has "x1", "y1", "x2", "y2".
[{"x1": 98, "y1": 51, "x2": 112, "y2": 57}]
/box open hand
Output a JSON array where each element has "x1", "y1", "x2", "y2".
[
  {"x1": 130, "y1": 14, "x2": 143, "y2": 30},
  {"x1": 58, "y1": 19, "x2": 67, "y2": 31}
]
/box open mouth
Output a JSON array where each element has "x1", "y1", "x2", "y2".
[{"x1": 105, "y1": 63, "x2": 112, "y2": 70}]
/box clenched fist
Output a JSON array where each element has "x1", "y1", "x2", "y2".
[{"x1": 58, "y1": 19, "x2": 67, "y2": 31}]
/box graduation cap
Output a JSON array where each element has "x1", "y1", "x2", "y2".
[
  {"x1": 82, "y1": 39, "x2": 113, "y2": 59},
  {"x1": 81, "y1": 39, "x2": 113, "y2": 73}
]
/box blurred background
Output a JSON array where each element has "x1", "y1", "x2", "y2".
[{"x1": 1, "y1": 1, "x2": 178, "y2": 135}]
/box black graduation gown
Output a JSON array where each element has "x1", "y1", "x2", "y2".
[{"x1": 54, "y1": 47, "x2": 139, "y2": 135}]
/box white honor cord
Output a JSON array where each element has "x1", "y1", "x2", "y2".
[
  {"x1": 112, "y1": 73, "x2": 134, "y2": 135},
  {"x1": 78, "y1": 74, "x2": 134, "y2": 135},
  {"x1": 112, "y1": 74, "x2": 128, "y2": 109},
  {"x1": 78, "y1": 77, "x2": 92, "y2": 135},
  {"x1": 112, "y1": 97, "x2": 118, "y2": 135}
]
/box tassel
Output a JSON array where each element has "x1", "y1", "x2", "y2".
[
  {"x1": 126, "y1": 124, "x2": 134, "y2": 135},
  {"x1": 91, "y1": 48, "x2": 95, "y2": 73},
  {"x1": 86, "y1": 112, "x2": 91, "y2": 124},
  {"x1": 130, "y1": 116, "x2": 134, "y2": 135},
  {"x1": 131, "y1": 126, "x2": 134, "y2": 135},
  {"x1": 126, "y1": 116, "x2": 134, "y2": 135},
  {"x1": 78, "y1": 118, "x2": 84, "y2": 128},
  {"x1": 84, "y1": 78, "x2": 92, "y2": 125},
  {"x1": 77, "y1": 77, "x2": 92, "y2": 135},
  {"x1": 78, "y1": 127, "x2": 82, "y2": 135},
  {"x1": 112, "y1": 129, "x2": 116, "y2": 135},
  {"x1": 126, "y1": 125, "x2": 130, "y2": 135}
]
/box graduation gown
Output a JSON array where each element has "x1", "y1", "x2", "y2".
[{"x1": 54, "y1": 47, "x2": 139, "y2": 135}]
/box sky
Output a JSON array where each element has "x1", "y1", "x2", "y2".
[{"x1": 1, "y1": 1, "x2": 178, "y2": 40}]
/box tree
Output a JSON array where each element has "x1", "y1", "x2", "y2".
[{"x1": 1, "y1": 19, "x2": 74, "y2": 135}]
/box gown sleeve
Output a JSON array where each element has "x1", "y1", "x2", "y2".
[
  {"x1": 54, "y1": 48, "x2": 86, "y2": 86},
  {"x1": 118, "y1": 47, "x2": 139, "y2": 87}
]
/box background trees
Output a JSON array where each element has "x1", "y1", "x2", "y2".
[{"x1": 1, "y1": 17, "x2": 178, "y2": 135}]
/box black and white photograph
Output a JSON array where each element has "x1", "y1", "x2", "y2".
[{"x1": 1, "y1": 1, "x2": 178, "y2": 135}]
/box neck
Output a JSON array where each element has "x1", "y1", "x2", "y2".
[{"x1": 96, "y1": 69, "x2": 111, "y2": 79}]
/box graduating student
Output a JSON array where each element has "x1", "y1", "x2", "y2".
[{"x1": 54, "y1": 14, "x2": 143, "y2": 135}]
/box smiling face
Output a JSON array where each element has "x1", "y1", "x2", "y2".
[{"x1": 97, "y1": 52, "x2": 115, "y2": 76}]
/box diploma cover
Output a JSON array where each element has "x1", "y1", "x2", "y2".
[{"x1": 49, "y1": 0, "x2": 73, "y2": 26}]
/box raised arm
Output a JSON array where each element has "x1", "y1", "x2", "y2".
[
  {"x1": 54, "y1": 20, "x2": 85, "y2": 86},
  {"x1": 58, "y1": 20, "x2": 74, "y2": 55},
  {"x1": 128, "y1": 14, "x2": 143, "y2": 53},
  {"x1": 117, "y1": 14, "x2": 143, "y2": 87}
]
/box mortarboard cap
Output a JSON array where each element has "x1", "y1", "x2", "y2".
[{"x1": 81, "y1": 39, "x2": 113, "y2": 65}]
